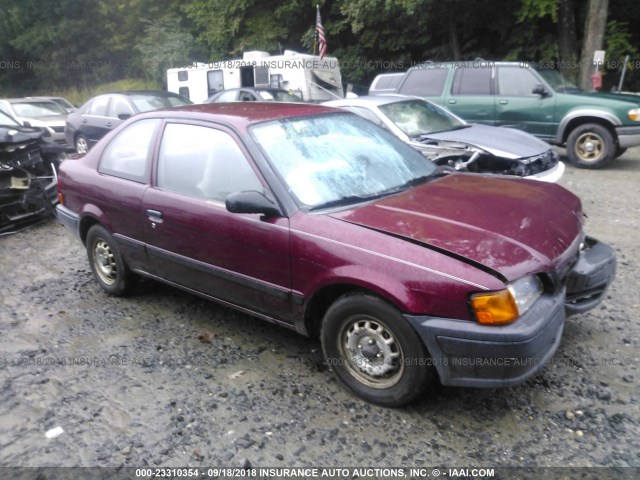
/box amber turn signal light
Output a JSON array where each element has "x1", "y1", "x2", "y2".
[{"x1": 470, "y1": 289, "x2": 519, "y2": 325}]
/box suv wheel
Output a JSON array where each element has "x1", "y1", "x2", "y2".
[
  {"x1": 566, "y1": 123, "x2": 615, "y2": 169},
  {"x1": 321, "y1": 292, "x2": 433, "y2": 407}
]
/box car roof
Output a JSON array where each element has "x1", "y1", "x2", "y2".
[
  {"x1": 324, "y1": 95, "x2": 421, "y2": 108},
  {"x1": 137, "y1": 102, "x2": 341, "y2": 127}
]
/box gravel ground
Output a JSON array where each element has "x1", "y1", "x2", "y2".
[{"x1": 0, "y1": 149, "x2": 638, "y2": 474}]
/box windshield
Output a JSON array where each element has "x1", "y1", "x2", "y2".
[
  {"x1": 378, "y1": 99, "x2": 465, "y2": 136},
  {"x1": 251, "y1": 113, "x2": 437, "y2": 209},
  {"x1": 0, "y1": 109, "x2": 22, "y2": 126},
  {"x1": 12, "y1": 101, "x2": 67, "y2": 117},
  {"x1": 129, "y1": 94, "x2": 191, "y2": 112},
  {"x1": 537, "y1": 70, "x2": 580, "y2": 92},
  {"x1": 258, "y1": 90, "x2": 303, "y2": 102}
]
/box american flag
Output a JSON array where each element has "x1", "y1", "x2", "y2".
[{"x1": 316, "y1": 5, "x2": 327, "y2": 59}]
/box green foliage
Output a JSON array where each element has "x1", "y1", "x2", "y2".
[
  {"x1": 1, "y1": 0, "x2": 640, "y2": 95},
  {"x1": 518, "y1": 0, "x2": 559, "y2": 21},
  {"x1": 135, "y1": 17, "x2": 202, "y2": 85}
]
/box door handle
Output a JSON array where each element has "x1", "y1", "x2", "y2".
[
  {"x1": 105, "y1": 122, "x2": 112, "y2": 128},
  {"x1": 146, "y1": 209, "x2": 163, "y2": 221},
  {"x1": 448, "y1": 99, "x2": 457, "y2": 104},
  {"x1": 499, "y1": 100, "x2": 508, "y2": 105},
  {"x1": 81, "y1": 119, "x2": 88, "y2": 124}
]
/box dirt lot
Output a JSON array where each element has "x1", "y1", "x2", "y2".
[{"x1": 0, "y1": 149, "x2": 638, "y2": 473}]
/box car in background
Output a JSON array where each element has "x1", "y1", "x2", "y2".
[
  {"x1": 368, "y1": 73, "x2": 405, "y2": 95},
  {"x1": 0, "y1": 98, "x2": 68, "y2": 143},
  {"x1": 65, "y1": 91, "x2": 191, "y2": 154},
  {"x1": 324, "y1": 95, "x2": 564, "y2": 182},
  {"x1": 26, "y1": 96, "x2": 77, "y2": 113},
  {"x1": 205, "y1": 87, "x2": 303, "y2": 103},
  {"x1": 56, "y1": 102, "x2": 615, "y2": 406},
  {"x1": 0, "y1": 109, "x2": 72, "y2": 233},
  {"x1": 377, "y1": 61, "x2": 640, "y2": 168}
]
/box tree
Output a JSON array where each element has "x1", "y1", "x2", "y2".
[{"x1": 579, "y1": 0, "x2": 609, "y2": 90}]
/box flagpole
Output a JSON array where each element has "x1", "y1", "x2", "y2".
[{"x1": 313, "y1": 5, "x2": 318, "y2": 56}]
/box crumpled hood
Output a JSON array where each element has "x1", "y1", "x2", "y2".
[
  {"x1": 329, "y1": 174, "x2": 582, "y2": 281},
  {"x1": 423, "y1": 124, "x2": 551, "y2": 159}
]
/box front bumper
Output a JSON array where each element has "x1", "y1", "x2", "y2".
[
  {"x1": 564, "y1": 236, "x2": 616, "y2": 314},
  {"x1": 406, "y1": 293, "x2": 565, "y2": 388},
  {"x1": 616, "y1": 125, "x2": 640, "y2": 149},
  {"x1": 406, "y1": 236, "x2": 616, "y2": 388}
]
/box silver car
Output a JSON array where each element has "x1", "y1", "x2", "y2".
[
  {"x1": 0, "y1": 98, "x2": 68, "y2": 144},
  {"x1": 324, "y1": 95, "x2": 564, "y2": 182}
]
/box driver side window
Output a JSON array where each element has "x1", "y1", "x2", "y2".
[{"x1": 157, "y1": 123, "x2": 264, "y2": 202}]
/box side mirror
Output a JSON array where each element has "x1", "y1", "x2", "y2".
[
  {"x1": 117, "y1": 113, "x2": 131, "y2": 121},
  {"x1": 532, "y1": 84, "x2": 549, "y2": 97},
  {"x1": 226, "y1": 191, "x2": 282, "y2": 217},
  {"x1": 23, "y1": 121, "x2": 32, "y2": 127}
]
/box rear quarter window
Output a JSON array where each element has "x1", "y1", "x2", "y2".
[
  {"x1": 451, "y1": 67, "x2": 492, "y2": 95},
  {"x1": 98, "y1": 119, "x2": 160, "y2": 182},
  {"x1": 398, "y1": 68, "x2": 448, "y2": 96}
]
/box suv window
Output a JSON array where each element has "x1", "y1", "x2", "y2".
[
  {"x1": 99, "y1": 119, "x2": 159, "y2": 182},
  {"x1": 157, "y1": 123, "x2": 263, "y2": 202},
  {"x1": 399, "y1": 68, "x2": 448, "y2": 96},
  {"x1": 451, "y1": 67, "x2": 492, "y2": 95},
  {"x1": 497, "y1": 66, "x2": 542, "y2": 96},
  {"x1": 88, "y1": 96, "x2": 110, "y2": 116}
]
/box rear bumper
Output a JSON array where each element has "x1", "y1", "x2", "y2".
[{"x1": 55, "y1": 204, "x2": 81, "y2": 239}]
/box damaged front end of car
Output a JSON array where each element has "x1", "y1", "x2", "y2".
[
  {"x1": 415, "y1": 139, "x2": 563, "y2": 181},
  {"x1": 0, "y1": 121, "x2": 68, "y2": 235}
]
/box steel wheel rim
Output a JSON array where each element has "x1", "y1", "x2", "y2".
[
  {"x1": 575, "y1": 132, "x2": 604, "y2": 162},
  {"x1": 337, "y1": 315, "x2": 404, "y2": 389},
  {"x1": 93, "y1": 239, "x2": 117, "y2": 285},
  {"x1": 76, "y1": 137, "x2": 88, "y2": 154}
]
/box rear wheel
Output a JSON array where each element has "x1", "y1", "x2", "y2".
[
  {"x1": 566, "y1": 123, "x2": 615, "y2": 169},
  {"x1": 321, "y1": 292, "x2": 433, "y2": 407},
  {"x1": 86, "y1": 225, "x2": 133, "y2": 296}
]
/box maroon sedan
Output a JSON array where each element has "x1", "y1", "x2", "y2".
[{"x1": 56, "y1": 103, "x2": 616, "y2": 406}]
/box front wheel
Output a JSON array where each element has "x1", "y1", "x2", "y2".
[
  {"x1": 321, "y1": 293, "x2": 433, "y2": 407},
  {"x1": 86, "y1": 225, "x2": 133, "y2": 296},
  {"x1": 566, "y1": 123, "x2": 615, "y2": 169}
]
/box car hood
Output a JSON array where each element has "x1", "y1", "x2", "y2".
[
  {"x1": 422, "y1": 124, "x2": 550, "y2": 159},
  {"x1": 329, "y1": 174, "x2": 582, "y2": 281}
]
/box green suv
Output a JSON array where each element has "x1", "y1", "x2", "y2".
[{"x1": 385, "y1": 61, "x2": 640, "y2": 168}]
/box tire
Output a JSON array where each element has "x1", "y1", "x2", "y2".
[
  {"x1": 615, "y1": 146, "x2": 627, "y2": 158},
  {"x1": 86, "y1": 225, "x2": 133, "y2": 296},
  {"x1": 566, "y1": 123, "x2": 615, "y2": 169},
  {"x1": 320, "y1": 292, "x2": 433, "y2": 407},
  {"x1": 75, "y1": 134, "x2": 89, "y2": 155}
]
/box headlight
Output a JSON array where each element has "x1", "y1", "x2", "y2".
[
  {"x1": 470, "y1": 275, "x2": 543, "y2": 325},
  {"x1": 628, "y1": 108, "x2": 640, "y2": 121}
]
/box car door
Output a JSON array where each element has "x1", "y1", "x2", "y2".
[
  {"x1": 445, "y1": 65, "x2": 496, "y2": 125},
  {"x1": 141, "y1": 121, "x2": 292, "y2": 322},
  {"x1": 94, "y1": 118, "x2": 161, "y2": 269},
  {"x1": 81, "y1": 95, "x2": 113, "y2": 146},
  {"x1": 495, "y1": 65, "x2": 557, "y2": 138}
]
